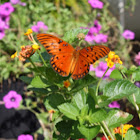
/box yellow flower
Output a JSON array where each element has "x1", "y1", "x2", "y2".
[
  {"x1": 63, "y1": 80, "x2": 71, "y2": 88},
  {"x1": 120, "y1": 124, "x2": 133, "y2": 137},
  {"x1": 11, "y1": 51, "x2": 17, "y2": 59},
  {"x1": 24, "y1": 29, "x2": 33, "y2": 35},
  {"x1": 32, "y1": 44, "x2": 40, "y2": 50},
  {"x1": 20, "y1": 45, "x2": 25, "y2": 49},
  {"x1": 48, "y1": 109, "x2": 55, "y2": 114},
  {"x1": 106, "y1": 51, "x2": 123, "y2": 68}
]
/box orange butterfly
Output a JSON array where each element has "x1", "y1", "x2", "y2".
[{"x1": 37, "y1": 34, "x2": 110, "y2": 80}]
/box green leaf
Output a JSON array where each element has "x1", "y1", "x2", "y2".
[
  {"x1": 105, "y1": 109, "x2": 133, "y2": 128},
  {"x1": 132, "y1": 70, "x2": 140, "y2": 81},
  {"x1": 20, "y1": 76, "x2": 33, "y2": 84},
  {"x1": 58, "y1": 103, "x2": 79, "y2": 120},
  {"x1": 89, "y1": 109, "x2": 107, "y2": 123},
  {"x1": 45, "y1": 67, "x2": 68, "y2": 84},
  {"x1": 124, "y1": 129, "x2": 138, "y2": 140},
  {"x1": 97, "y1": 95, "x2": 111, "y2": 107},
  {"x1": 29, "y1": 51, "x2": 50, "y2": 62},
  {"x1": 54, "y1": 120, "x2": 74, "y2": 140},
  {"x1": 31, "y1": 75, "x2": 50, "y2": 88},
  {"x1": 72, "y1": 90, "x2": 87, "y2": 110},
  {"x1": 128, "y1": 88, "x2": 140, "y2": 105},
  {"x1": 28, "y1": 85, "x2": 58, "y2": 95},
  {"x1": 44, "y1": 94, "x2": 65, "y2": 110},
  {"x1": 78, "y1": 125, "x2": 100, "y2": 140},
  {"x1": 70, "y1": 75, "x2": 97, "y2": 93},
  {"x1": 110, "y1": 69, "x2": 123, "y2": 79},
  {"x1": 63, "y1": 28, "x2": 89, "y2": 43},
  {"x1": 103, "y1": 80, "x2": 139, "y2": 100}
]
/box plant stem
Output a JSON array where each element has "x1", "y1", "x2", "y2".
[
  {"x1": 95, "y1": 67, "x2": 109, "y2": 96},
  {"x1": 28, "y1": 58, "x2": 38, "y2": 70},
  {"x1": 37, "y1": 50, "x2": 47, "y2": 67},
  {"x1": 102, "y1": 121, "x2": 115, "y2": 140},
  {"x1": 132, "y1": 94, "x2": 140, "y2": 119},
  {"x1": 100, "y1": 123, "x2": 109, "y2": 140},
  {"x1": 120, "y1": 71, "x2": 127, "y2": 79},
  {"x1": 28, "y1": 58, "x2": 46, "y2": 78}
]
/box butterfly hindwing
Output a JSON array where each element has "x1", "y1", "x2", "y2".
[
  {"x1": 71, "y1": 55, "x2": 89, "y2": 80},
  {"x1": 50, "y1": 54, "x2": 74, "y2": 77},
  {"x1": 37, "y1": 34, "x2": 75, "y2": 55},
  {"x1": 80, "y1": 45, "x2": 110, "y2": 64}
]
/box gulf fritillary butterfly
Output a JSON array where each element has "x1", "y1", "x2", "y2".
[{"x1": 37, "y1": 34, "x2": 110, "y2": 80}]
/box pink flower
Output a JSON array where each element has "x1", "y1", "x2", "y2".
[
  {"x1": 108, "y1": 101, "x2": 120, "y2": 108},
  {"x1": 88, "y1": 0, "x2": 103, "y2": 9},
  {"x1": 10, "y1": 0, "x2": 26, "y2": 6},
  {"x1": 122, "y1": 29, "x2": 135, "y2": 40},
  {"x1": 18, "y1": 134, "x2": 33, "y2": 140},
  {"x1": 134, "y1": 52, "x2": 140, "y2": 65},
  {"x1": 0, "y1": 2, "x2": 14, "y2": 16},
  {"x1": 94, "y1": 33, "x2": 108, "y2": 43},
  {"x1": 31, "y1": 21, "x2": 48, "y2": 33},
  {"x1": 0, "y1": 29, "x2": 5, "y2": 40},
  {"x1": 93, "y1": 19, "x2": 102, "y2": 33},
  {"x1": 85, "y1": 32, "x2": 95, "y2": 42},
  {"x1": 3, "y1": 90, "x2": 22, "y2": 109},
  {"x1": 0, "y1": 18, "x2": 9, "y2": 29}
]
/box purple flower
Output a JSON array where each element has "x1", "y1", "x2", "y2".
[
  {"x1": 93, "y1": 20, "x2": 102, "y2": 33},
  {"x1": 94, "y1": 33, "x2": 108, "y2": 43},
  {"x1": 18, "y1": 134, "x2": 33, "y2": 140},
  {"x1": 10, "y1": 0, "x2": 20, "y2": 5},
  {"x1": 0, "y1": 29, "x2": 5, "y2": 40},
  {"x1": 88, "y1": 0, "x2": 103, "y2": 9},
  {"x1": 122, "y1": 29, "x2": 135, "y2": 40},
  {"x1": 0, "y1": 18, "x2": 9, "y2": 29},
  {"x1": 108, "y1": 101, "x2": 120, "y2": 108},
  {"x1": 90, "y1": 61, "x2": 115, "y2": 78},
  {"x1": 0, "y1": 15, "x2": 10, "y2": 22},
  {"x1": 31, "y1": 21, "x2": 48, "y2": 33},
  {"x1": 134, "y1": 52, "x2": 140, "y2": 65},
  {"x1": 0, "y1": 2, "x2": 14, "y2": 16},
  {"x1": 85, "y1": 32, "x2": 95, "y2": 42},
  {"x1": 10, "y1": 0, "x2": 26, "y2": 6},
  {"x1": 135, "y1": 82, "x2": 140, "y2": 88},
  {"x1": 3, "y1": 90, "x2": 22, "y2": 109}
]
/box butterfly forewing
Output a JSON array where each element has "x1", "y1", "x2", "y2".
[
  {"x1": 80, "y1": 45, "x2": 110, "y2": 64},
  {"x1": 37, "y1": 34, "x2": 75, "y2": 55}
]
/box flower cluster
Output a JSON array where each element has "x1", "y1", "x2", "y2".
[
  {"x1": 90, "y1": 61, "x2": 115, "y2": 78},
  {"x1": 31, "y1": 21, "x2": 48, "y2": 33},
  {"x1": 11, "y1": 29, "x2": 40, "y2": 61},
  {"x1": 105, "y1": 51, "x2": 123, "y2": 68},
  {"x1": 0, "y1": 2, "x2": 14, "y2": 39},
  {"x1": 113, "y1": 124, "x2": 133, "y2": 137},
  {"x1": 134, "y1": 52, "x2": 140, "y2": 66},
  {"x1": 85, "y1": 20, "x2": 108, "y2": 43},
  {"x1": 88, "y1": 0, "x2": 103, "y2": 9},
  {"x1": 3, "y1": 90, "x2": 22, "y2": 109}
]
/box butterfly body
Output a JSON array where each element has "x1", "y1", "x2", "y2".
[{"x1": 37, "y1": 34, "x2": 110, "y2": 80}]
